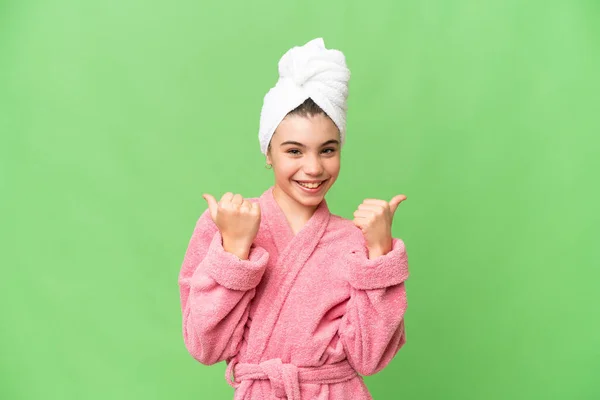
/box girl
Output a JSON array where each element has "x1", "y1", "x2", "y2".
[{"x1": 179, "y1": 38, "x2": 409, "y2": 400}]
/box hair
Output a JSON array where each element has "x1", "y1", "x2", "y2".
[
  {"x1": 267, "y1": 98, "x2": 332, "y2": 154},
  {"x1": 287, "y1": 97, "x2": 327, "y2": 118}
]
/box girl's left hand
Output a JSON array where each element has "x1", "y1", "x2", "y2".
[{"x1": 353, "y1": 195, "x2": 407, "y2": 259}]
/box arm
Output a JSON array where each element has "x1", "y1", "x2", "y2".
[
  {"x1": 178, "y1": 210, "x2": 269, "y2": 365},
  {"x1": 338, "y1": 238, "x2": 409, "y2": 376}
]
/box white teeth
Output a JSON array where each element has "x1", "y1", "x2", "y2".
[{"x1": 297, "y1": 181, "x2": 322, "y2": 189}]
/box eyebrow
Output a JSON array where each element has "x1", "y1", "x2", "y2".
[{"x1": 280, "y1": 139, "x2": 340, "y2": 147}]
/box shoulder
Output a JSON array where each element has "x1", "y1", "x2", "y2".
[{"x1": 193, "y1": 208, "x2": 218, "y2": 234}]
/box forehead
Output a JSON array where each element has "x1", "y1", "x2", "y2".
[{"x1": 272, "y1": 114, "x2": 340, "y2": 145}]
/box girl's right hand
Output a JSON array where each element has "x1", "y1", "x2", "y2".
[{"x1": 202, "y1": 192, "x2": 261, "y2": 260}]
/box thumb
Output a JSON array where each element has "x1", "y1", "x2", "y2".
[
  {"x1": 389, "y1": 194, "x2": 407, "y2": 215},
  {"x1": 202, "y1": 194, "x2": 218, "y2": 221}
]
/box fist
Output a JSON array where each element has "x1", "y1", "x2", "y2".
[
  {"x1": 353, "y1": 194, "x2": 407, "y2": 258},
  {"x1": 203, "y1": 192, "x2": 261, "y2": 260}
]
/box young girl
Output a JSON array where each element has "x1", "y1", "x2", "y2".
[{"x1": 179, "y1": 38, "x2": 409, "y2": 400}]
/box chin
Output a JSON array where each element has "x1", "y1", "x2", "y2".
[{"x1": 296, "y1": 195, "x2": 324, "y2": 207}]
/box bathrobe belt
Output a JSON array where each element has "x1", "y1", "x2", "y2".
[{"x1": 226, "y1": 357, "x2": 358, "y2": 399}]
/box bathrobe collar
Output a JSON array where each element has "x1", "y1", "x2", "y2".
[
  {"x1": 260, "y1": 186, "x2": 330, "y2": 256},
  {"x1": 250, "y1": 186, "x2": 331, "y2": 359}
]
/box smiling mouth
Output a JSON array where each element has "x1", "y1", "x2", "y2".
[{"x1": 295, "y1": 180, "x2": 326, "y2": 189}]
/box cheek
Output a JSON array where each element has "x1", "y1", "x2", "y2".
[
  {"x1": 273, "y1": 161, "x2": 298, "y2": 179},
  {"x1": 326, "y1": 157, "x2": 341, "y2": 177}
]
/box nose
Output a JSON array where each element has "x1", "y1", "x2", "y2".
[{"x1": 303, "y1": 154, "x2": 324, "y2": 176}]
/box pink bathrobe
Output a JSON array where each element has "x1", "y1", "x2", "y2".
[{"x1": 179, "y1": 186, "x2": 409, "y2": 399}]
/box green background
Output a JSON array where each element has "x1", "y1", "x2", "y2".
[{"x1": 1, "y1": 0, "x2": 599, "y2": 399}]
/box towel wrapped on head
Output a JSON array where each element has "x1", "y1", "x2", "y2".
[{"x1": 258, "y1": 38, "x2": 351, "y2": 155}]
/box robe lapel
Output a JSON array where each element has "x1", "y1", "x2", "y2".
[
  {"x1": 261, "y1": 187, "x2": 295, "y2": 255},
  {"x1": 249, "y1": 186, "x2": 330, "y2": 360}
]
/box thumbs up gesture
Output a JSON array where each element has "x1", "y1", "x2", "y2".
[
  {"x1": 203, "y1": 192, "x2": 261, "y2": 260},
  {"x1": 353, "y1": 195, "x2": 407, "y2": 259}
]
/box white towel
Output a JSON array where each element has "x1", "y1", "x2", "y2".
[{"x1": 258, "y1": 38, "x2": 351, "y2": 155}]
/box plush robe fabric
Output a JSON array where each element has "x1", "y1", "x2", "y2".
[{"x1": 178, "y1": 186, "x2": 409, "y2": 399}]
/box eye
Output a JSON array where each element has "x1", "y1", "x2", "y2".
[
  {"x1": 322, "y1": 148, "x2": 336, "y2": 154},
  {"x1": 287, "y1": 149, "x2": 301, "y2": 155}
]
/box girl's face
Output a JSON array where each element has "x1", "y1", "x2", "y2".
[{"x1": 266, "y1": 113, "x2": 341, "y2": 210}]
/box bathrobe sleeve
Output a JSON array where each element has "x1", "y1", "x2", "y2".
[
  {"x1": 339, "y1": 237, "x2": 409, "y2": 376},
  {"x1": 178, "y1": 209, "x2": 269, "y2": 365}
]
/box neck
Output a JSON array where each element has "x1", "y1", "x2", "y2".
[{"x1": 272, "y1": 185, "x2": 319, "y2": 233}]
